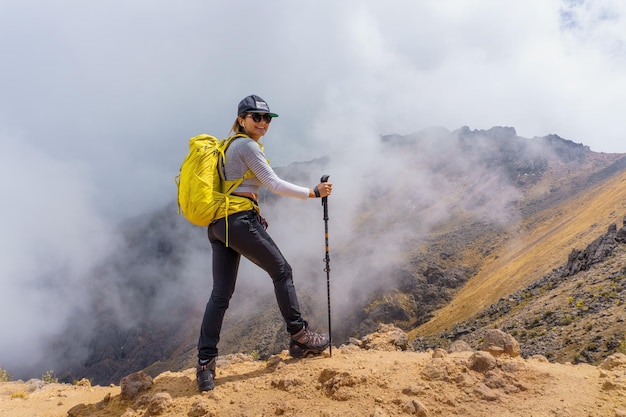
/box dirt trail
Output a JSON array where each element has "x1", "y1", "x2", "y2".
[{"x1": 2, "y1": 346, "x2": 626, "y2": 417}]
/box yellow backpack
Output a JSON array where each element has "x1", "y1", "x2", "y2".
[{"x1": 175, "y1": 134, "x2": 258, "y2": 233}]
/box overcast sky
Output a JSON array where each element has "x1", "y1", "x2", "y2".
[
  {"x1": 1, "y1": 0, "x2": 626, "y2": 375},
  {"x1": 2, "y1": 0, "x2": 626, "y2": 218}
]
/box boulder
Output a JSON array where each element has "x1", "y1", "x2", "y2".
[{"x1": 481, "y1": 329, "x2": 520, "y2": 357}]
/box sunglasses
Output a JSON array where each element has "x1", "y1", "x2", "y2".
[{"x1": 247, "y1": 113, "x2": 273, "y2": 123}]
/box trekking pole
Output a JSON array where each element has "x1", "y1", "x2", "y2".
[{"x1": 320, "y1": 175, "x2": 332, "y2": 357}]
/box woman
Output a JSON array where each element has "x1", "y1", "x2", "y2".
[{"x1": 196, "y1": 94, "x2": 333, "y2": 392}]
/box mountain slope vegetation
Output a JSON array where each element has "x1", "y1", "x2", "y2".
[{"x1": 416, "y1": 167, "x2": 626, "y2": 337}]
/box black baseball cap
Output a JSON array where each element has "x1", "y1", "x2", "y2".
[{"x1": 237, "y1": 94, "x2": 279, "y2": 117}]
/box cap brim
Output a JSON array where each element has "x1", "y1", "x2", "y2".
[{"x1": 247, "y1": 110, "x2": 278, "y2": 117}]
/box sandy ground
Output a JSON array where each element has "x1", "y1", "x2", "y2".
[{"x1": 2, "y1": 346, "x2": 626, "y2": 417}]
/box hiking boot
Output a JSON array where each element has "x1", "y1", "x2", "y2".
[
  {"x1": 196, "y1": 358, "x2": 216, "y2": 392},
  {"x1": 289, "y1": 324, "x2": 330, "y2": 358}
]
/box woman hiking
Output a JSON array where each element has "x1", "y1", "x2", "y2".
[{"x1": 196, "y1": 94, "x2": 333, "y2": 392}]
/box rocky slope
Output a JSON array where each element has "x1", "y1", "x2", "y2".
[{"x1": 413, "y1": 217, "x2": 626, "y2": 365}]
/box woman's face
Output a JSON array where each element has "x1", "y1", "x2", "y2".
[{"x1": 240, "y1": 113, "x2": 272, "y2": 140}]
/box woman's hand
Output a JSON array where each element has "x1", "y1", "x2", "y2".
[{"x1": 311, "y1": 181, "x2": 333, "y2": 198}]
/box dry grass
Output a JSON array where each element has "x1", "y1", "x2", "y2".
[{"x1": 413, "y1": 169, "x2": 626, "y2": 338}]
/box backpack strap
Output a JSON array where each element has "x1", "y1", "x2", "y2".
[
  {"x1": 218, "y1": 134, "x2": 262, "y2": 246},
  {"x1": 217, "y1": 133, "x2": 256, "y2": 184}
]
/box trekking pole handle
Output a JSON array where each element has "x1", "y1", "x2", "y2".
[{"x1": 320, "y1": 175, "x2": 329, "y2": 215}]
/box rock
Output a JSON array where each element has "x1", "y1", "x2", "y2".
[
  {"x1": 474, "y1": 383, "x2": 499, "y2": 401},
  {"x1": 271, "y1": 377, "x2": 304, "y2": 391},
  {"x1": 563, "y1": 225, "x2": 618, "y2": 277},
  {"x1": 322, "y1": 371, "x2": 362, "y2": 400},
  {"x1": 498, "y1": 358, "x2": 526, "y2": 373},
  {"x1": 615, "y1": 408, "x2": 626, "y2": 417},
  {"x1": 188, "y1": 399, "x2": 213, "y2": 417},
  {"x1": 402, "y1": 385, "x2": 424, "y2": 396},
  {"x1": 120, "y1": 371, "x2": 153, "y2": 400},
  {"x1": 616, "y1": 216, "x2": 626, "y2": 238},
  {"x1": 454, "y1": 372, "x2": 476, "y2": 387},
  {"x1": 420, "y1": 362, "x2": 449, "y2": 381},
  {"x1": 319, "y1": 368, "x2": 338, "y2": 384},
  {"x1": 147, "y1": 392, "x2": 173, "y2": 415},
  {"x1": 27, "y1": 379, "x2": 44, "y2": 392},
  {"x1": 120, "y1": 408, "x2": 137, "y2": 417},
  {"x1": 485, "y1": 346, "x2": 505, "y2": 356},
  {"x1": 67, "y1": 403, "x2": 87, "y2": 417},
  {"x1": 448, "y1": 340, "x2": 472, "y2": 353},
  {"x1": 402, "y1": 399, "x2": 429, "y2": 416},
  {"x1": 481, "y1": 329, "x2": 520, "y2": 357},
  {"x1": 265, "y1": 355, "x2": 284, "y2": 371},
  {"x1": 273, "y1": 402, "x2": 289, "y2": 416},
  {"x1": 360, "y1": 324, "x2": 410, "y2": 351},
  {"x1": 432, "y1": 348, "x2": 447, "y2": 359},
  {"x1": 75, "y1": 378, "x2": 91, "y2": 387},
  {"x1": 468, "y1": 351, "x2": 497, "y2": 373},
  {"x1": 599, "y1": 353, "x2": 626, "y2": 370},
  {"x1": 133, "y1": 394, "x2": 151, "y2": 409}
]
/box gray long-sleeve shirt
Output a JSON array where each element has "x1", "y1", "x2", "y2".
[{"x1": 224, "y1": 137, "x2": 309, "y2": 200}]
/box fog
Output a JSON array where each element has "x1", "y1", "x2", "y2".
[{"x1": 1, "y1": 0, "x2": 626, "y2": 378}]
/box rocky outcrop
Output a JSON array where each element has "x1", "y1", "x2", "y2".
[{"x1": 564, "y1": 217, "x2": 626, "y2": 277}]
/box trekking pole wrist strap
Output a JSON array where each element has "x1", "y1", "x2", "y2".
[{"x1": 313, "y1": 186, "x2": 321, "y2": 198}]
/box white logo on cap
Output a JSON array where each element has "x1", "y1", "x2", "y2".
[{"x1": 255, "y1": 101, "x2": 270, "y2": 111}]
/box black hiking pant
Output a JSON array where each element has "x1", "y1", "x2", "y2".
[{"x1": 198, "y1": 210, "x2": 305, "y2": 361}]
